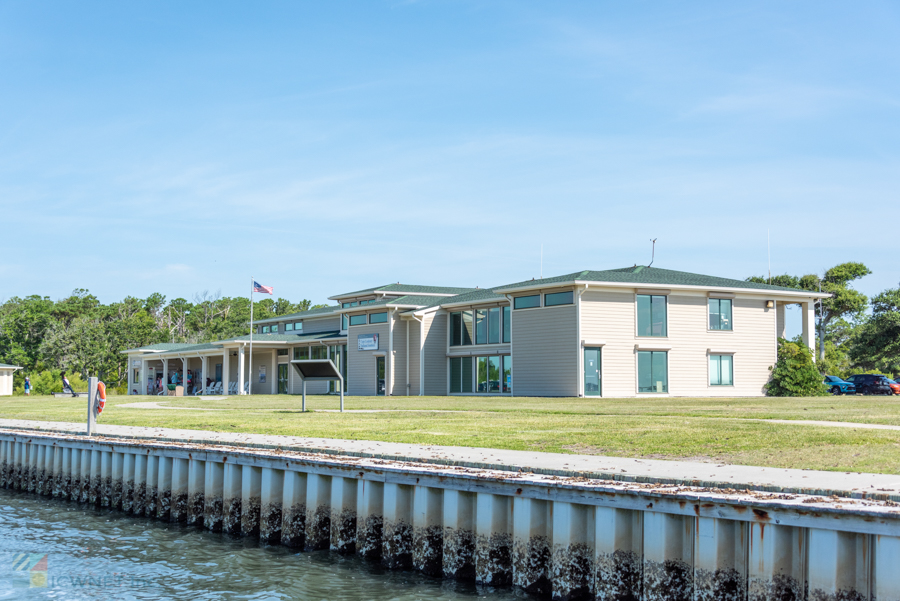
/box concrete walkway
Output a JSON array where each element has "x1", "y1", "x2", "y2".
[{"x1": 0, "y1": 418, "x2": 898, "y2": 501}]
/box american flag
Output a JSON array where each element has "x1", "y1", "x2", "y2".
[{"x1": 253, "y1": 281, "x2": 273, "y2": 294}]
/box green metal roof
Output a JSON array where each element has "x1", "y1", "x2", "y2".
[
  {"x1": 121, "y1": 342, "x2": 204, "y2": 353},
  {"x1": 252, "y1": 304, "x2": 340, "y2": 325},
  {"x1": 222, "y1": 331, "x2": 345, "y2": 343},
  {"x1": 350, "y1": 295, "x2": 453, "y2": 309},
  {"x1": 0, "y1": 363, "x2": 21, "y2": 369},
  {"x1": 494, "y1": 266, "x2": 813, "y2": 293},
  {"x1": 329, "y1": 283, "x2": 477, "y2": 300}
]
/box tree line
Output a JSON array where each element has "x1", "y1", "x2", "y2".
[{"x1": 0, "y1": 290, "x2": 322, "y2": 390}]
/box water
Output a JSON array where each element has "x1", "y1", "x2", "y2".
[{"x1": 0, "y1": 489, "x2": 525, "y2": 600}]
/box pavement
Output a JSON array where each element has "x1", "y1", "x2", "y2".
[{"x1": 0, "y1": 418, "x2": 898, "y2": 502}]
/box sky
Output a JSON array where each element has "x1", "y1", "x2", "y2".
[{"x1": 1, "y1": 1, "x2": 898, "y2": 310}]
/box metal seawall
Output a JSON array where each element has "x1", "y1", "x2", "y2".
[{"x1": 1, "y1": 430, "x2": 898, "y2": 601}]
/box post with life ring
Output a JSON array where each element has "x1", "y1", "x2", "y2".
[{"x1": 86, "y1": 377, "x2": 106, "y2": 436}]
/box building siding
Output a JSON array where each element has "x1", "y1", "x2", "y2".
[
  {"x1": 580, "y1": 289, "x2": 776, "y2": 397},
  {"x1": 423, "y1": 313, "x2": 448, "y2": 396},
  {"x1": 391, "y1": 312, "x2": 406, "y2": 396},
  {"x1": 408, "y1": 318, "x2": 422, "y2": 395},
  {"x1": 347, "y1": 322, "x2": 390, "y2": 396},
  {"x1": 512, "y1": 305, "x2": 578, "y2": 397},
  {"x1": 301, "y1": 315, "x2": 341, "y2": 335}
]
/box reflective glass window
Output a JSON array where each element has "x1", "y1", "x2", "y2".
[
  {"x1": 514, "y1": 295, "x2": 540, "y2": 309},
  {"x1": 488, "y1": 307, "x2": 501, "y2": 344},
  {"x1": 462, "y1": 311, "x2": 474, "y2": 345},
  {"x1": 349, "y1": 314, "x2": 367, "y2": 326},
  {"x1": 310, "y1": 346, "x2": 327, "y2": 360},
  {"x1": 477, "y1": 357, "x2": 488, "y2": 392},
  {"x1": 709, "y1": 299, "x2": 733, "y2": 330},
  {"x1": 451, "y1": 312, "x2": 462, "y2": 346},
  {"x1": 488, "y1": 356, "x2": 501, "y2": 392},
  {"x1": 295, "y1": 322, "x2": 302, "y2": 331},
  {"x1": 262, "y1": 326, "x2": 270, "y2": 333},
  {"x1": 271, "y1": 325, "x2": 278, "y2": 333},
  {"x1": 709, "y1": 354, "x2": 733, "y2": 386},
  {"x1": 293, "y1": 347, "x2": 309, "y2": 360},
  {"x1": 369, "y1": 312, "x2": 388, "y2": 324},
  {"x1": 285, "y1": 323, "x2": 293, "y2": 331},
  {"x1": 450, "y1": 357, "x2": 462, "y2": 393},
  {"x1": 637, "y1": 295, "x2": 667, "y2": 337},
  {"x1": 638, "y1": 351, "x2": 668, "y2": 393},
  {"x1": 544, "y1": 291, "x2": 573, "y2": 306},
  {"x1": 502, "y1": 355, "x2": 512, "y2": 393},
  {"x1": 342, "y1": 314, "x2": 348, "y2": 330},
  {"x1": 475, "y1": 309, "x2": 488, "y2": 344},
  {"x1": 502, "y1": 306, "x2": 510, "y2": 343},
  {"x1": 461, "y1": 356, "x2": 473, "y2": 393}
]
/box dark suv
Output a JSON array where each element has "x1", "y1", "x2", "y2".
[{"x1": 845, "y1": 374, "x2": 893, "y2": 396}]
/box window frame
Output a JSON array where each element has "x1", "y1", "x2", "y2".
[
  {"x1": 262, "y1": 326, "x2": 270, "y2": 334},
  {"x1": 271, "y1": 324, "x2": 279, "y2": 333},
  {"x1": 709, "y1": 353, "x2": 734, "y2": 386},
  {"x1": 368, "y1": 312, "x2": 388, "y2": 324},
  {"x1": 708, "y1": 298, "x2": 734, "y2": 331},
  {"x1": 348, "y1": 314, "x2": 367, "y2": 326},
  {"x1": 285, "y1": 323, "x2": 293, "y2": 331},
  {"x1": 513, "y1": 294, "x2": 541, "y2": 310},
  {"x1": 636, "y1": 294, "x2": 668, "y2": 338},
  {"x1": 636, "y1": 350, "x2": 669, "y2": 394},
  {"x1": 544, "y1": 291, "x2": 574, "y2": 307}
]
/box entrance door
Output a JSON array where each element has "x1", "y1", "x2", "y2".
[
  {"x1": 376, "y1": 356, "x2": 386, "y2": 396},
  {"x1": 584, "y1": 347, "x2": 602, "y2": 396},
  {"x1": 277, "y1": 364, "x2": 289, "y2": 394}
]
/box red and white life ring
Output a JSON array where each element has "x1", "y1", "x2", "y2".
[{"x1": 96, "y1": 382, "x2": 107, "y2": 415}]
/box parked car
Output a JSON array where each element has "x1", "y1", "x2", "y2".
[
  {"x1": 886, "y1": 378, "x2": 900, "y2": 395},
  {"x1": 845, "y1": 374, "x2": 893, "y2": 396},
  {"x1": 822, "y1": 375, "x2": 855, "y2": 395}
]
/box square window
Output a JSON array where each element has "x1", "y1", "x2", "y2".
[
  {"x1": 285, "y1": 323, "x2": 293, "y2": 331},
  {"x1": 271, "y1": 325, "x2": 278, "y2": 333},
  {"x1": 502, "y1": 306, "x2": 510, "y2": 343},
  {"x1": 262, "y1": 326, "x2": 270, "y2": 333}
]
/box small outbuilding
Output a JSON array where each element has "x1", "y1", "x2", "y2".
[{"x1": 0, "y1": 364, "x2": 22, "y2": 396}]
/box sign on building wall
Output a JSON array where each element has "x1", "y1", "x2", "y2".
[
  {"x1": 132, "y1": 360, "x2": 141, "y2": 368},
  {"x1": 358, "y1": 333, "x2": 379, "y2": 351},
  {"x1": 259, "y1": 365, "x2": 266, "y2": 383}
]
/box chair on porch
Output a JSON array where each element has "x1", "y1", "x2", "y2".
[{"x1": 243, "y1": 382, "x2": 249, "y2": 394}]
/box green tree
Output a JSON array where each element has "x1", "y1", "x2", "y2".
[
  {"x1": 749, "y1": 262, "x2": 871, "y2": 362},
  {"x1": 850, "y1": 288, "x2": 900, "y2": 375},
  {"x1": 767, "y1": 337, "x2": 829, "y2": 397}
]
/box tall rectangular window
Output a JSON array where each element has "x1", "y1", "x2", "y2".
[
  {"x1": 451, "y1": 312, "x2": 462, "y2": 346},
  {"x1": 342, "y1": 314, "x2": 348, "y2": 330},
  {"x1": 638, "y1": 351, "x2": 668, "y2": 393},
  {"x1": 488, "y1": 356, "x2": 500, "y2": 392},
  {"x1": 295, "y1": 322, "x2": 302, "y2": 331},
  {"x1": 450, "y1": 357, "x2": 462, "y2": 393},
  {"x1": 462, "y1": 311, "x2": 473, "y2": 345},
  {"x1": 461, "y1": 356, "x2": 473, "y2": 393},
  {"x1": 475, "y1": 309, "x2": 488, "y2": 344},
  {"x1": 502, "y1": 306, "x2": 510, "y2": 343},
  {"x1": 709, "y1": 354, "x2": 733, "y2": 386},
  {"x1": 544, "y1": 291, "x2": 573, "y2": 306},
  {"x1": 514, "y1": 295, "x2": 540, "y2": 309},
  {"x1": 488, "y1": 307, "x2": 500, "y2": 344},
  {"x1": 349, "y1": 314, "x2": 367, "y2": 326},
  {"x1": 369, "y1": 312, "x2": 388, "y2": 324},
  {"x1": 502, "y1": 355, "x2": 512, "y2": 393},
  {"x1": 477, "y1": 357, "x2": 488, "y2": 392},
  {"x1": 708, "y1": 298, "x2": 733, "y2": 330},
  {"x1": 293, "y1": 347, "x2": 309, "y2": 360},
  {"x1": 637, "y1": 295, "x2": 667, "y2": 337}
]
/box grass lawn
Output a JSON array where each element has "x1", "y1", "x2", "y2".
[{"x1": 2, "y1": 394, "x2": 899, "y2": 474}]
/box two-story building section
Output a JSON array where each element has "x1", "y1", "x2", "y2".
[{"x1": 124, "y1": 267, "x2": 824, "y2": 398}]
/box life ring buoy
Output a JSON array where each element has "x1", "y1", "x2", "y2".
[{"x1": 96, "y1": 382, "x2": 107, "y2": 415}]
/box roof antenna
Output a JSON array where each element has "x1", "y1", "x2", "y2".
[{"x1": 648, "y1": 238, "x2": 657, "y2": 267}]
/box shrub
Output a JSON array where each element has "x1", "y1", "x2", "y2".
[
  {"x1": 767, "y1": 337, "x2": 829, "y2": 397},
  {"x1": 14, "y1": 370, "x2": 88, "y2": 395}
]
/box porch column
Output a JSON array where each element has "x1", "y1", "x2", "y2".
[
  {"x1": 775, "y1": 301, "x2": 787, "y2": 340},
  {"x1": 181, "y1": 357, "x2": 189, "y2": 394},
  {"x1": 271, "y1": 349, "x2": 277, "y2": 395},
  {"x1": 141, "y1": 360, "x2": 148, "y2": 396},
  {"x1": 801, "y1": 300, "x2": 816, "y2": 359},
  {"x1": 127, "y1": 358, "x2": 134, "y2": 394},
  {"x1": 222, "y1": 351, "x2": 230, "y2": 395},
  {"x1": 162, "y1": 359, "x2": 169, "y2": 393},
  {"x1": 388, "y1": 309, "x2": 394, "y2": 396},
  {"x1": 238, "y1": 346, "x2": 246, "y2": 395},
  {"x1": 201, "y1": 356, "x2": 209, "y2": 391}
]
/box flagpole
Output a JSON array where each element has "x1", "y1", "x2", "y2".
[{"x1": 249, "y1": 276, "x2": 253, "y2": 396}]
